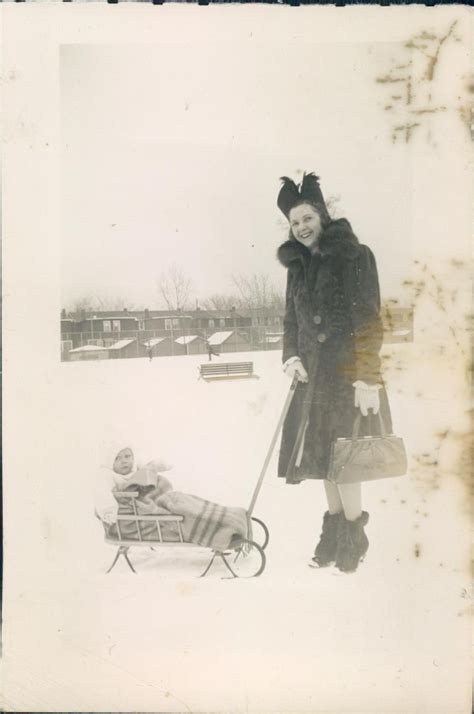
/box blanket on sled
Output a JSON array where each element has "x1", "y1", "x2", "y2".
[
  {"x1": 106, "y1": 483, "x2": 182, "y2": 542},
  {"x1": 156, "y1": 491, "x2": 250, "y2": 551}
]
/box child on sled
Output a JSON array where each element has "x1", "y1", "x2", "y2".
[
  {"x1": 94, "y1": 440, "x2": 249, "y2": 551},
  {"x1": 94, "y1": 441, "x2": 177, "y2": 540}
]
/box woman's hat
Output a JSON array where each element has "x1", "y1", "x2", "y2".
[{"x1": 277, "y1": 172, "x2": 328, "y2": 220}]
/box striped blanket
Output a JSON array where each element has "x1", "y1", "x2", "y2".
[
  {"x1": 102, "y1": 483, "x2": 180, "y2": 542},
  {"x1": 156, "y1": 491, "x2": 250, "y2": 551}
]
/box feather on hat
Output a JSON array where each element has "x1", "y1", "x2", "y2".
[{"x1": 277, "y1": 172, "x2": 329, "y2": 221}]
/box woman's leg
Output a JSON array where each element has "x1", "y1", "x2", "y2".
[
  {"x1": 337, "y1": 482, "x2": 362, "y2": 521},
  {"x1": 323, "y1": 480, "x2": 343, "y2": 514},
  {"x1": 310, "y1": 481, "x2": 343, "y2": 567},
  {"x1": 335, "y1": 483, "x2": 369, "y2": 572}
]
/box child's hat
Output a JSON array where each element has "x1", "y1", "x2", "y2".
[{"x1": 101, "y1": 439, "x2": 134, "y2": 469}]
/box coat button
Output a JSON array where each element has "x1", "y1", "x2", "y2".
[
  {"x1": 313, "y1": 315, "x2": 322, "y2": 325},
  {"x1": 317, "y1": 333, "x2": 327, "y2": 343}
]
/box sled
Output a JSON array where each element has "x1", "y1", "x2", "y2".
[
  {"x1": 103, "y1": 375, "x2": 298, "y2": 578},
  {"x1": 104, "y1": 493, "x2": 269, "y2": 578}
]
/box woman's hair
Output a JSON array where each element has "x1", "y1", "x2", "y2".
[{"x1": 288, "y1": 200, "x2": 331, "y2": 240}]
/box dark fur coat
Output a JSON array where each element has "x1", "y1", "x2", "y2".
[{"x1": 277, "y1": 218, "x2": 392, "y2": 483}]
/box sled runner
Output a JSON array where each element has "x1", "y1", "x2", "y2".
[{"x1": 103, "y1": 376, "x2": 298, "y2": 578}]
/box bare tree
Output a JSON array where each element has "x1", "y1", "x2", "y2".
[
  {"x1": 156, "y1": 264, "x2": 194, "y2": 311},
  {"x1": 325, "y1": 194, "x2": 342, "y2": 219},
  {"x1": 67, "y1": 297, "x2": 92, "y2": 313},
  {"x1": 268, "y1": 285, "x2": 285, "y2": 311},
  {"x1": 65, "y1": 293, "x2": 137, "y2": 314},
  {"x1": 232, "y1": 273, "x2": 268, "y2": 309},
  {"x1": 93, "y1": 293, "x2": 138, "y2": 311},
  {"x1": 231, "y1": 272, "x2": 284, "y2": 310},
  {"x1": 200, "y1": 293, "x2": 241, "y2": 311},
  {"x1": 65, "y1": 296, "x2": 100, "y2": 316}
]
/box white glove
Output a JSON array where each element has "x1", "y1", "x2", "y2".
[
  {"x1": 284, "y1": 357, "x2": 309, "y2": 383},
  {"x1": 353, "y1": 380, "x2": 381, "y2": 416}
]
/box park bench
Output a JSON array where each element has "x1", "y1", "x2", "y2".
[{"x1": 198, "y1": 361, "x2": 257, "y2": 381}]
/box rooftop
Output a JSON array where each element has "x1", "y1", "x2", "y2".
[
  {"x1": 143, "y1": 338, "x2": 168, "y2": 347},
  {"x1": 208, "y1": 331, "x2": 235, "y2": 345},
  {"x1": 69, "y1": 345, "x2": 107, "y2": 353},
  {"x1": 175, "y1": 335, "x2": 204, "y2": 345},
  {"x1": 108, "y1": 339, "x2": 135, "y2": 350}
]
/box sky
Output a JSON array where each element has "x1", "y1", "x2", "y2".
[{"x1": 60, "y1": 41, "x2": 413, "y2": 310}]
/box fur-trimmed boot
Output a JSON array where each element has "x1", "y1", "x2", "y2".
[
  {"x1": 335, "y1": 512, "x2": 370, "y2": 573},
  {"x1": 309, "y1": 511, "x2": 342, "y2": 568}
]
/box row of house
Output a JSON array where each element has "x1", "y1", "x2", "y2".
[
  {"x1": 61, "y1": 306, "x2": 282, "y2": 337},
  {"x1": 61, "y1": 305, "x2": 414, "y2": 361},
  {"x1": 60, "y1": 307, "x2": 284, "y2": 359}
]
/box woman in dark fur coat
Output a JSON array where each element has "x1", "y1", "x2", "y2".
[{"x1": 276, "y1": 172, "x2": 392, "y2": 573}]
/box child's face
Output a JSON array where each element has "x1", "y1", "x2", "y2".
[{"x1": 113, "y1": 448, "x2": 134, "y2": 475}]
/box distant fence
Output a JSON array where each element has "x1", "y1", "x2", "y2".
[
  {"x1": 61, "y1": 326, "x2": 282, "y2": 360},
  {"x1": 60, "y1": 316, "x2": 414, "y2": 362}
]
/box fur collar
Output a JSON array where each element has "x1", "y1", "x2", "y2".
[{"x1": 277, "y1": 218, "x2": 360, "y2": 268}]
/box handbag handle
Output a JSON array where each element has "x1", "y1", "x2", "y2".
[{"x1": 351, "y1": 411, "x2": 388, "y2": 440}]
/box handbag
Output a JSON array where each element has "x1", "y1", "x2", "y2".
[{"x1": 327, "y1": 412, "x2": 407, "y2": 484}]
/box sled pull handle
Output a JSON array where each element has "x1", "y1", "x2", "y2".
[{"x1": 247, "y1": 375, "x2": 299, "y2": 516}]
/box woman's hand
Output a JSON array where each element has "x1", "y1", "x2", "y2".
[
  {"x1": 353, "y1": 380, "x2": 381, "y2": 416},
  {"x1": 284, "y1": 357, "x2": 309, "y2": 383}
]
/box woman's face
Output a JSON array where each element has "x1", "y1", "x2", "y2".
[
  {"x1": 113, "y1": 448, "x2": 134, "y2": 476},
  {"x1": 289, "y1": 203, "x2": 322, "y2": 251}
]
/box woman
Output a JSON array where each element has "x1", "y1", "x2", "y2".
[{"x1": 277, "y1": 172, "x2": 392, "y2": 573}]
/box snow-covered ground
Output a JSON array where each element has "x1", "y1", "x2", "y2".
[{"x1": 2, "y1": 348, "x2": 471, "y2": 712}]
